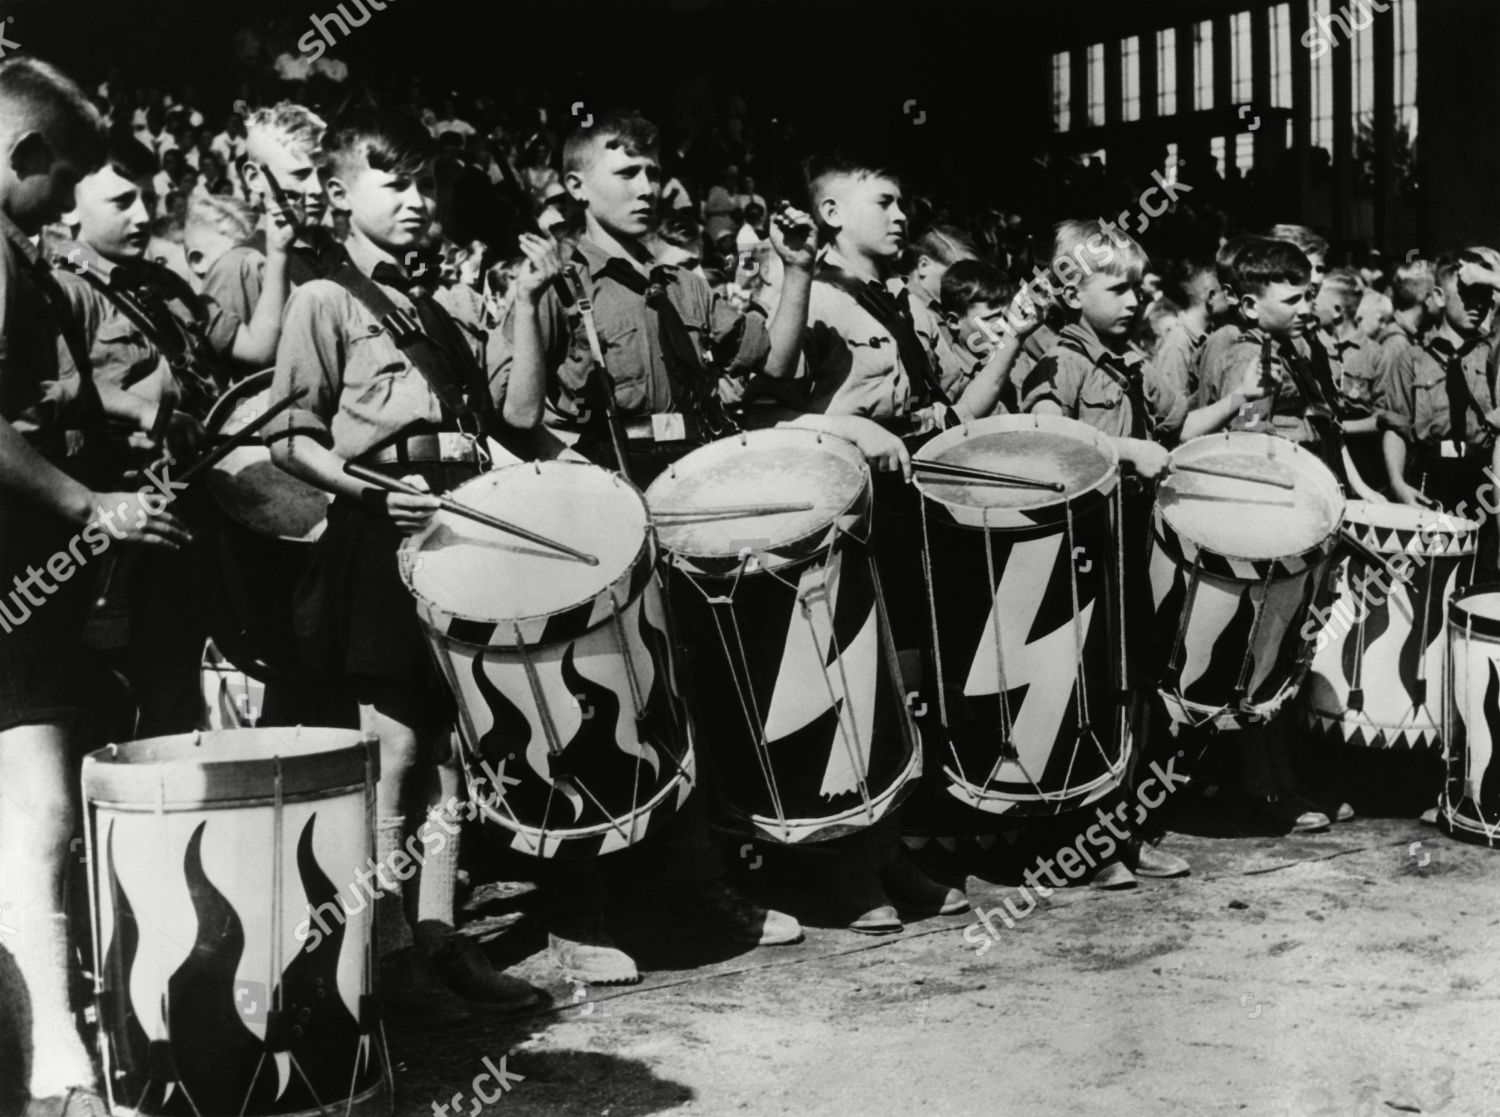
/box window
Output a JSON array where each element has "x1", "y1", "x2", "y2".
[
  {"x1": 1157, "y1": 28, "x2": 1177, "y2": 116},
  {"x1": 1210, "y1": 135, "x2": 1227, "y2": 178},
  {"x1": 1193, "y1": 20, "x2": 1214, "y2": 111},
  {"x1": 1163, "y1": 142, "x2": 1180, "y2": 186},
  {"x1": 1086, "y1": 42, "x2": 1106, "y2": 127},
  {"x1": 1234, "y1": 132, "x2": 1255, "y2": 176},
  {"x1": 1394, "y1": 0, "x2": 1418, "y2": 141},
  {"x1": 1351, "y1": 4, "x2": 1376, "y2": 156},
  {"x1": 1052, "y1": 51, "x2": 1071, "y2": 132},
  {"x1": 1122, "y1": 36, "x2": 1142, "y2": 122},
  {"x1": 1268, "y1": 3, "x2": 1293, "y2": 109},
  {"x1": 1230, "y1": 10, "x2": 1253, "y2": 104},
  {"x1": 1309, "y1": 1, "x2": 1334, "y2": 156}
]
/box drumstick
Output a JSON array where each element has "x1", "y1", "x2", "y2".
[
  {"x1": 913, "y1": 459, "x2": 1066, "y2": 492},
  {"x1": 1170, "y1": 491, "x2": 1296, "y2": 509},
  {"x1": 343, "y1": 462, "x2": 600, "y2": 566},
  {"x1": 177, "y1": 388, "x2": 308, "y2": 485},
  {"x1": 1169, "y1": 460, "x2": 1296, "y2": 490},
  {"x1": 653, "y1": 501, "x2": 815, "y2": 520}
]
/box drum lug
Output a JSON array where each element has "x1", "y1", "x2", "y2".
[{"x1": 1348, "y1": 686, "x2": 1365, "y2": 713}]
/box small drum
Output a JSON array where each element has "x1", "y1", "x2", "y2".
[
  {"x1": 401, "y1": 462, "x2": 695, "y2": 859},
  {"x1": 82, "y1": 728, "x2": 390, "y2": 1117},
  {"x1": 647, "y1": 429, "x2": 920, "y2": 843},
  {"x1": 913, "y1": 414, "x2": 1128, "y2": 816},
  {"x1": 1151, "y1": 432, "x2": 1345, "y2": 731},
  {"x1": 1302, "y1": 502, "x2": 1478, "y2": 748},
  {"x1": 1441, "y1": 586, "x2": 1500, "y2": 847},
  {"x1": 198, "y1": 371, "x2": 332, "y2": 680}
]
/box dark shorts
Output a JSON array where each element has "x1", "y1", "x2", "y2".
[{"x1": 0, "y1": 636, "x2": 124, "y2": 738}]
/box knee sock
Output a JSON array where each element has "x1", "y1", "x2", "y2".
[
  {"x1": 414, "y1": 808, "x2": 459, "y2": 952},
  {"x1": 14, "y1": 912, "x2": 95, "y2": 1097},
  {"x1": 374, "y1": 816, "x2": 412, "y2": 958}
]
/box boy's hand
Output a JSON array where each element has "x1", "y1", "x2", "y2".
[
  {"x1": 387, "y1": 473, "x2": 441, "y2": 533},
  {"x1": 515, "y1": 232, "x2": 562, "y2": 304},
  {"x1": 1121, "y1": 438, "x2": 1170, "y2": 479},
  {"x1": 1236, "y1": 362, "x2": 1269, "y2": 401},
  {"x1": 769, "y1": 204, "x2": 817, "y2": 271},
  {"x1": 823, "y1": 415, "x2": 912, "y2": 480},
  {"x1": 1004, "y1": 288, "x2": 1047, "y2": 338},
  {"x1": 263, "y1": 191, "x2": 296, "y2": 257},
  {"x1": 1392, "y1": 481, "x2": 1438, "y2": 508},
  {"x1": 91, "y1": 491, "x2": 193, "y2": 549},
  {"x1": 717, "y1": 375, "x2": 745, "y2": 405},
  {"x1": 1459, "y1": 260, "x2": 1500, "y2": 290}
]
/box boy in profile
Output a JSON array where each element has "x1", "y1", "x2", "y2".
[
  {"x1": 1154, "y1": 258, "x2": 1227, "y2": 396},
  {"x1": 0, "y1": 57, "x2": 191, "y2": 1117}
]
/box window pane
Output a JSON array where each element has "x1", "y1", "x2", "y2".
[
  {"x1": 1395, "y1": 0, "x2": 1418, "y2": 141},
  {"x1": 1087, "y1": 42, "x2": 1106, "y2": 127},
  {"x1": 1194, "y1": 20, "x2": 1214, "y2": 111},
  {"x1": 1157, "y1": 28, "x2": 1177, "y2": 116},
  {"x1": 1309, "y1": 0, "x2": 1333, "y2": 156},
  {"x1": 1231, "y1": 10, "x2": 1253, "y2": 104},
  {"x1": 1052, "y1": 51, "x2": 1071, "y2": 132},
  {"x1": 1122, "y1": 36, "x2": 1142, "y2": 122},
  {"x1": 1269, "y1": 3, "x2": 1293, "y2": 108}
]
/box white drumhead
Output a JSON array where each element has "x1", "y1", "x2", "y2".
[
  {"x1": 405, "y1": 461, "x2": 648, "y2": 624},
  {"x1": 914, "y1": 414, "x2": 1118, "y2": 513}
]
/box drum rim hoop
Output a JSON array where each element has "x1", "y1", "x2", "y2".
[
  {"x1": 1340, "y1": 498, "x2": 1480, "y2": 555},
  {"x1": 1447, "y1": 581, "x2": 1500, "y2": 638},
  {"x1": 402, "y1": 460, "x2": 654, "y2": 632}
]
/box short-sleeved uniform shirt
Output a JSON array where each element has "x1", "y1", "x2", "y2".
[
  {"x1": 1378, "y1": 328, "x2": 1498, "y2": 452},
  {"x1": 1192, "y1": 322, "x2": 1315, "y2": 442},
  {"x1": 1154, "y1": 318, "x2": 1208, "y2": 398},
  {"x1": 1324, "y1": 331, "x2": 1382, "y2": 418},
  {"x1": 794, "y1": 248, "x2": 945, "y2": 422},
  {"x1": 268, "y1": 272, "x2": 496, "y2": 462},
  {"x1": 1020, "y1": 321, "x2": 1187, "y2": 441},
  {"x1": 491, "y1": 234, "x2": 769, "y2": 423},
  {"x1": 1372, "y1": 320, "x2": 1422, "y2": 430}
]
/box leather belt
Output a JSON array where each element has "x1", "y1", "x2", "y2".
[{"x1": 364, "y1": 431, "x2": 482, "y2": 466}]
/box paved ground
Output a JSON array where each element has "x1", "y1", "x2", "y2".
[{"x1": 393, "y1": 804, "x2": 1500, "y2": 1117}]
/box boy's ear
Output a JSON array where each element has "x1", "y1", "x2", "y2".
[
  {"x1": 1058, "y1": 281, "x2": 1084, "y2": 311},
  {"x1": 11, "y1": 132, "x2": 55, "y2": 178},
  {"x1": 816, "y1": 194, "x2": 840, "y2": 234},
  {"x1": 1238, "y1": 291, "x2": 1261, "y2": 323},
  {"x1": 562, "y1": 168, "x2": 586, "y2": 204},
  {"x1": 324, "y1": 173, "x2": 351, "y2": 214}
]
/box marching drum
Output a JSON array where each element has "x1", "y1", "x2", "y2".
[
  {"x1": 1441, "y1": 586, "x2": 1500, "y2": 847},
  {"x1": 82, "y1": 728, "x2": 390, "y2": 1117},
  {"x1": 1302, "y1": 503, "x2": 1478, "y2": 748},
  {"x1": 198, "y1": 371, "x2": 332, "y2": 680},
  {"x1": 647, "y1": 429, "x2": 920, "y2": 843},
  {"x1": 1150, "y1": 432, "x2": 1344, "y2": 731},
  {"x1": 913, "y1": 414, "x2": 1128, "y2": 817},
  {"x1": 400, "y1": 461, "x2": 695, "y2": 859}
]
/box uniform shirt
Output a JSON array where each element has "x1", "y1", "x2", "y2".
[
  {"x1": 1324, "y1": 331, "x2": 1381, "y2": 418},
  {"x1": 1372, "y1": 319, "x2": 1422, "y2": 430},
  {"x1": 199, "y1": 228, "x2": 344, "y2": 365},
  {"x1": 268, "y1": 271, "x2": 495, "y2": 462},
  {"x1": 1193, "y1": 321, "x2": 1315, "y2": 441},
  {"x1": 1377, "y1": 327, "x2": 1498, "y2": 450},
  {"x1": 1154, "y1": 318, "x2": 1207, "y2": 397},
  {"x1": 793, "y1": 248, "x2": 945, "y2": 421},
  {"x1": 0, "y1": 210, "x2": 90, "y2": 440},
  {"x1": 1020, "y1": 321, "x2": 1187, "y2": 441},
  {"x1": 491, "y1": 234, "x2": 768, "y2": 422}
]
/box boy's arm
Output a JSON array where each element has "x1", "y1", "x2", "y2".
[
  {"x1": 763, "y1": 206, "x2": 816, "y2": 381},
  {"x1": 498, "y1": 232, "x2": 561, "y2": 429},
  {"x1": 226, "y1": 209, "x2": 293, "y2": 366},
  {"x1": 952, "y1": 294, "x2": 1043, "y2": 420},
  {"x1": 1182, "y1": 358, "x2": 1263, "y2": 439}
]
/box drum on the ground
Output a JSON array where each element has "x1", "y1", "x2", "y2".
[
  {"x1": 400, "y1": 462, "x2": 695, "y2": 859},
  {"x1": 647, "y1": 429, "x2": 920, "y2": 843},
  {"x1": 1301, "y1": 502, "x2": 1478, "y2": 748},
  {"x1": 1150, "y1": 431, "x2": 1345, "y2": 731},
  {"x1": 1441, "y1": 585, "x2": 1500, "y2": 847},
  {"x1": 197, "y1": 371, "x2": 332, "y2": 680},
  {"x1": 912, "y1": 413, "x2": 1128, "y2": 817},
  {"x1": 82, "y1": 728, "x2": 390, "y2": 1117}
]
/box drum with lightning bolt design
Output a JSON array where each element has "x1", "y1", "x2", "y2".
[{"x1": 1441, "y1": 585, "x2": 1500, "y2": 847}]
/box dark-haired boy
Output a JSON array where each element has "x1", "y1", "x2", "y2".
[
  {"x1": 935, "y1": 258, "x2": 1018, "y2": 409},
  {"x1": 0, "y1": 58, "x2": 192, "y2": 1117},
  {"x1": 491, "y1": 111, "x2": 804, "y2": 983},
  {"x1": 1155, "y1": 259, "x2": 1227, "y2": 397},
  {"x1": 1311, "y1": 268, "x2": 1385, "y2": 493},
  {"x1": 267, "y1": 109, "x2": 545, "y2": 1024}
]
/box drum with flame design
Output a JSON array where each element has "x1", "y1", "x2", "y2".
[
  {"x1": 400, "y1": 461, "x2": 695, "y2": 859},
  {"x1": 1441, "y1": 586, "x2": 1500, "y2": 848},
  {"x1": 81, "y1": 728, "x2": 390, "y2": 1117},
  {"x1": 646, "y1": 429, "x2": 920, "y2": 843}
]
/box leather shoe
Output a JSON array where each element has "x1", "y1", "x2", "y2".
[
  {"x1": 1248, "y1": 794, "x2": 1330, "y2": 834},
  {"x1": 1130, "y1": 843, "x2": 1190, "y2": 878},
  {"x1": 548, "y1": 917, "x2": 640, "y2": 985},
  {"x1": 429, "y1": 934, "x2": 545, "y2": 1012},
  {"x1": 1089, "y1": 862, "x2": 1138, "y2": 890},
  {"x1": 378, "y1": 947, "x2": 474, "y2": 1025},
  {"x1": 687, "y1": 881, "x2": 803, "y2": 945},
  {"x1": 882, "y1": 854, "x2": 970, "y2": 916},
  {"x1": 849, "y1": 903, "x2": 903, "y2": 934}
]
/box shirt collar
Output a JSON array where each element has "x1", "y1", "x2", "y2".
[
  {"x1": 822, "y1": 246, "x2": 899, "y2": 296},
  {"x1": 575, "y1": 232, "x2": 669, "y2": 283},
  {"x1": 1059, "y1": 321, "x2": 1138, "y2": 371}
]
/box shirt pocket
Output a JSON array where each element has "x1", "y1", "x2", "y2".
[
  {"x1": 1411, "y1": 371, "x2": 1450, "y2": 432},
  {"x1": 344, "y1": 321, "x2": 409, "y2": 381}
]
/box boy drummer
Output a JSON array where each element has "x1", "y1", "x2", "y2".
[
  {"x1": 0, "y1": 58, "x2": 192, "y2": 1117},
  {"x1": 267, "y1": 108, "x2": 544, "y2": 1023}
]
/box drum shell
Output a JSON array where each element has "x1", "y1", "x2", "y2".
[
  {"x1": 1441, "y1": 585, "x2": 1500, "y2": 847},
  {"x1": 921, "y1": 486, "x2": 1128, "y2": 816},
  {"x1": 664, "y1": 519, "x2": 920, "y2": 843},
  {"x1": 1302, "y1": 503, "x2": 1478, "y2": 749},
  {"x1": 82, "y1": 729, "x2": 388, "y2": 1117}
]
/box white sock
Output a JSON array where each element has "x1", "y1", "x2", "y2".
[
  {"x1": 415, "y1": 810, "x2": 459, "y2": 952},
  {"x1": 374, "y1": 816, "x2": 413, "y2": 958},
  {"x1": 13, "y1": 912, "x2": 96, "y2": 1097}
]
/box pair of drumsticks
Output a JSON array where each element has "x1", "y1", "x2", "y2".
[{"x1": 911, "y1": 458, "x2": 1295, "y2": 494}]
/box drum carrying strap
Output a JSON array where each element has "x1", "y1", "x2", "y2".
[{"x1": 814, "y1": 261, "x2": 952, "y2": 410}]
